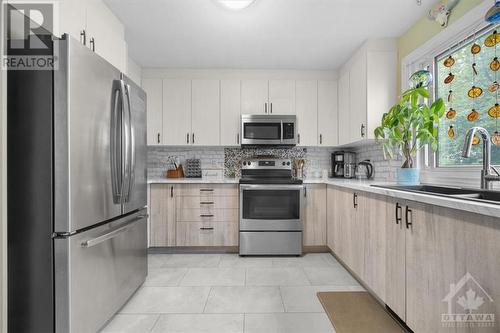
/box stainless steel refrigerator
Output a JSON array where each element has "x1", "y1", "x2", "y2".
[{"x1": 8, "y1": 34, "x2": 148, "y2": 332}]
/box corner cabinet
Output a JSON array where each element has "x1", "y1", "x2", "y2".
[{"x1": 338, "y1": 39, "x2": 397, "y2": 145}]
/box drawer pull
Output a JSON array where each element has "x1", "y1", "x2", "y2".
[
  {"x1": 200, "y1": 227, "x2": 214, "y2": 231},
  {"x1": 200, "y1": 214, "x2": 214, "y2": 217},
  {"x1": 200, "y1": 202, "x2": 214, "y2": 205},
  {"x1": 200, "y1": 189, "x2": 214, "y2": 192}
]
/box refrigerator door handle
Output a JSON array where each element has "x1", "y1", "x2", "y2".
[
  {"x1": 124, "y1": 83, "x2": 135, "y2": 203},
  {"x1": 81, "y1": 214, "x2": 148, "y2": 248},
  {"x1": 119, "y1": 79, "x2": 131, "y2": 204},
  {"x1": 110, "y1": 81, "x2": 123, "y2": 204}
]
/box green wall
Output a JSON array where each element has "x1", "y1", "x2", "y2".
[{"x1": 397, "y1": 0, "x2": 484, "y2": 88}]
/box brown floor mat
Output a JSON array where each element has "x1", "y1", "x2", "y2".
[{"x1": 317, "y1": 291, "x2": 405, "y2": 333}]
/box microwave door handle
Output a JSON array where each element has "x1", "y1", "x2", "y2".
[
  {"x1": 110, "y1": 81, "x2": 122, "y2": 204},
  {"x1": 125, "y1": 83, "x2": 135, "y2": 202},
  {"x1": 280, "y1": 120, "x2": 284, "y2": 143}
]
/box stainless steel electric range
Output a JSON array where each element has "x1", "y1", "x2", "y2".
[{"x1": 239, "y1": 158, "x2": 303, "y2": 256}]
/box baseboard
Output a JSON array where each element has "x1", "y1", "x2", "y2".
[{"x1": 149, "y1": 245, "x2": 330, "y2": 255}]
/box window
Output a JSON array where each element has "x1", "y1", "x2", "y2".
[{"x1": 436, "y1": 26, "x2": 500, "y2": 166}]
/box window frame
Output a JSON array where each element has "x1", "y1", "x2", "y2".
[{"x1": 400, "y1": 0, "x2": 494, "y2": 187}]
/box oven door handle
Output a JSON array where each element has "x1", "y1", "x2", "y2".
[{"x1": 239, "y1": 184, "x2": 304, "y2": 191}]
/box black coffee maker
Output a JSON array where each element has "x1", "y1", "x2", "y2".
[{"x1": 331, "y1": 151, "x2": 345, "y2": 178}]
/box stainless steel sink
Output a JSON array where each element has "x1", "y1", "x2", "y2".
[{"x1": 371, "y1": 184, "x2": 500, "y2": 205}]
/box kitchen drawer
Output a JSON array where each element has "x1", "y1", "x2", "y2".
[
  {"x1": 175, "y1": 184, "x2": 238, "y2": 197},
  {"x1": 176, "y1": 196, "x2": 238, "y2": 209},
  {"x1": 176, "y1": 208, "x2": 238, "y2": 223},
  {"x1": 176, "y1": 222, "x2": 238, "y2": 246}
]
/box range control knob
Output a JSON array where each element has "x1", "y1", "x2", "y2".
[
  {"x1": 248, "y1": 161, "x2": 251, "y2": 166},
  {"x1": 282, "y1": 162, "x2": 286, "y2": 166},
  {"x1": 286, "y1": 162, "x2": 291, "y2": 166},
  {"x1": 243, "y1": 161, "x2": 247, "y2": 166}
]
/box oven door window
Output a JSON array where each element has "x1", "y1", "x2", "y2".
[
  {"x1": 242, "y1": 189, "x2": 300, "y2": 220},
  {"x1": 243, "y1": 123, "x2": 281, "y2": 140}
]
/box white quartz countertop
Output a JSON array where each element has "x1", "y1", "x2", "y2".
[
  {"x1": 147, "y1": 178, "x2": 239, "y2": 184},
  {"x1": 147, "y1": 177, "x2": 500, "y2": 218}
]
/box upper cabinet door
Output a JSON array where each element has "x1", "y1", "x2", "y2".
[
  {"x1": 349, "y1": 51, "x2": 367, "y2": 142},
  {"x1": 220, "y1": 80, "x2": 241, "y2": 146},
  {"x1": 191, "y1": 80, "x2": 220, "y2": 146},
  {"x1": 59, "y1": 0, "x2": 87, "y2": 40},
  {"x1": 318, "y1": 81, "x2": 338, "y2": 146},
  {"x1": 163, "y1": 79, "x2": 191, "y2": 145},
  {"x1": 142, "y1": 78, "x2": 163, "y2": 146},
  {"x1": 86, "y1": 0, "x2": 127, "y2": 71},
  {"x1": 268, "y1": 80, "x2": 296, "y2": 115},
  {"x1": 295, "y1": 81, "x2": 318, "y2": 146},
  {"x1": 241, "y1": 80, "x2": 269, "y2": 115},
  {"x1": 338, "y1": 71, "x2": 350, "y2": 146}
]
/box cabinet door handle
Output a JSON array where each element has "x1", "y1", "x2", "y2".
[
  {"x1": 186, "y1": 133, "x2": 190, "y2": 144},
  {"x1": 200, "y1": 189, "x2": 214, "y2": 192},
  {"x1": 264, "y1": 103, "x2": 268, "y2": 114},
  {"x1": 395, "y1": 203, "x2": 402, "y2": 225},
  {"x1": 270, "y1": 103, "x2": 273, "y2": 114},
  {"x1": 297, "y1": 133, "x2": 301, "y2": 144},
  {"x1": 157, "y1": 133, "x2": 161, "y2": 144},
  {"x1": 200, "y1": 201, "x2": 214, "y2": 205},
  {"x1": 237, "y1": 133, "x2": 240, "y2": 145},
  {"x1": 170, "y1": 186, "x2": 174, "y2": 198},
  {"x1": 80, "y1": 30, "x2": 87, "y2": 45},
  {"x1": 361, "y1": 124, "x2": 366, "y2": 138},
  {"x1": 353, "y1": 193, "x2": 358, "y2": 208},
  {"x1": 304, "y1": 186, "x2": 307, "y2": 197},
  {"x1": 89, "y1": 37, "x2": 95, "y2": 52},
  {"x1": 320, "y1": 134, "x2": 323, "y2": 145},
  {"x1": 200, "y1": 227, "x2": 214, "y2": 231},
  {"x1": 192, "y1": 133, "x2": 195, "y2": 144},
  {"x1": 200, "y1": 214, "x2": 214, "y2": 218},
  {"x1": 405, "y1": 206, "x2": 413, "y2": 229}
]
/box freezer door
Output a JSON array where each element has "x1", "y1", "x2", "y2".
[
  {"x1": 54, "y1": 209, "x2": 147, "y2": 333},
  {"x1": 122, "y1": 74, "x2": 147, "y2": 214},
  {"x1": 54, "y1": 36, "x2": 123, "y2": 233}
]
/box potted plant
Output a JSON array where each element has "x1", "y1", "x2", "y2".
[{"x1": 374, "y1": 87, "x2": 445, "y2": 185}]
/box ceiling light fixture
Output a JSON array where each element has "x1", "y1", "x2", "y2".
[{"x1": 217, "y1": 0, "x2": 256, "y2": 11}]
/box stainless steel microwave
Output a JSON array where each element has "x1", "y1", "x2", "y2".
[{"x1": 240, "y1": 114, "x2": 297, "y2": 147}]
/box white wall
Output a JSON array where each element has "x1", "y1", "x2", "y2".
[{"x1": 127, "y1": 56, "x2": 142, "y2": 86}]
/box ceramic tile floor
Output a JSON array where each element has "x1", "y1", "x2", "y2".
[{"x1": 101, "y1": 253, "x2": 364, "y2": 333}]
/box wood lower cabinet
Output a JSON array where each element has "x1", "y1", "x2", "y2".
[
  {"x1": 149, "y1": 183, "x2": 239, "y2": 248},
  {"x1": 176, "y1": 222, "x2": 239, "y2": 246},
  {"x1": 327, "y1": 186, "x2": 500, "y2": 333},
  {"x1": 149, "y1": 184, "x2": 176, "y2": 247},
  {"x1": 303, "y1": 184, "x2": 327, "y2": 246}
]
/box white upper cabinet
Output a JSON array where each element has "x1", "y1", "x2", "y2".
[
  {"x1": 220, "y1": 80, "x2": 241, "y2": 146},
  {"x1": 191, "y1": 80, "x2": 220, "y2": 146},
  {"x1": 241, "y1": 80, "x2": 269, "y2": 115},
  {"x1": 86, "y1": 0, "x2": 127, "y2": 72},
  {"x1": 318, "y1": 80, "x2": 338, "y2": 146},
  {"x1": 268, "y1": 80, "x2": 296, "y2": 115},
  {"x1": 295, "y1": 81, "x2": 318, "y2": 146},
  {"x1": 338, "y1": 39, "x2": 397, "y2": 145},
  {"x1": 59, "y1": 0, "x2": 87, "y2": 40},
  {"x1": 338, "y1": 71, "x2": 350, "y2": 146},
  {"x1": 59, "y1": 0, "x2": 127, "y2": 72},
  {"x1": 163, "y1": 79, "x2": 192, "y2": 145},
  {"x1": 142, "y1": 78, "x2": 163, "y2": 146}
]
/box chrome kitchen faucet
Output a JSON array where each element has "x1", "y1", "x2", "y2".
[{"x1": 462, "y1": 127, "x2": 500, "y2": 190}]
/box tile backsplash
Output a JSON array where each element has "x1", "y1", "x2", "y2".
[{"x1": 147, "y1": 142, "x2": 400, "y2": 181}]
